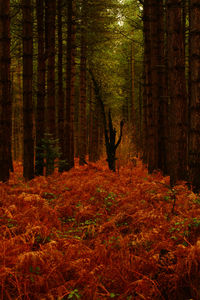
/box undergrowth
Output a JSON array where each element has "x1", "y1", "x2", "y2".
[{"x1": 1, "y1": 160, "x2": 200, "y2": 299}]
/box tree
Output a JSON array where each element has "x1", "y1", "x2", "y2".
[
  {"x1": 64, "y1": 0, "x2": 76, "y2": 171},
  {"x1": 0, "y1": 0, "x2": 12, "y2": 182},
  {"x1": 147, "y1": 0, "x2": 159, "y2": 172},
  {"x1": 88, "y1": 84, "x2": 102, "y2": 162},
  {"x1": 142, "y1": 0, "x2": 151, "y2": 165},
  {"x1": 157, "y1": 0, "x2": 168, "y2": 174},
  {"x1": 90, "y1": 70, "x2": 124, "y2": 171},
  {"x1": 188, "y1": 0, "x2": 200, "y2": 191},
  {"x1": 57, "y1": 0, "x2": 65, "y2": 172},
  {"x1": 166, "y1": 0, "x2": 187, "y2": 185},
  {"x1": 142, "y1": 0, "x2": 167, "y2": 174},
  {"x1": 12, "y1": 48, "x2": 23, "y2": 162},
  {"x1": 22, "y1": 0, "x2": 34, "y2": 180},
  {"x1": 79, "y1": 0, "x2": 87, "y2": 166},
  {"x1": 35, "y1": 0, "x2": 45, "y2": 176},
  {"x1": 45, "y1": 0, "x2": 56, "y2": 175}
]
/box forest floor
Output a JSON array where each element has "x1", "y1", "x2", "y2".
[{"x1": 0, "y1": 159, "x2": 200, "y2": 300}]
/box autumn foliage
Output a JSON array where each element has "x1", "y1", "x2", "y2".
[{"x1": 1, "y1": 160, "x2": 200, "y2": 299}]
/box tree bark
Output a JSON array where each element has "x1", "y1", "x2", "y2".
[
  {"x1": 188, "y1": 0, "x2": 200, "y2": 191},
  {"x1": 57, "y1": 0, "x2": 65, "y2": 172},
  {"x1": 45, "y1": 0, "x2": 56, "y2": 175},
  {"x1": 148, "y1": 0, "x2": 159, "y2": 172},
  {"x1": 35, "y1": 0, "x2": 45, "y2": 176},
  {"x1": 22, "y1": 0, "x2": 34, "y2": 180},
  {"x1": 79, "y1": 0, "x2": 87, "y2": 165},
  {"x1": 166, "y1": 0, "x2": 188, "y2": 185},
  {"x1": 64, "y1": 0, "x2": 76, "y2": 171},
  {"x1": 0, "y1": 0, "x2": 12, "y2": 181},
  {"x1": 142, "y1": 0, "x2": 151, "y2": 164},
  {"x1": 88, "y1": 84, "x2": 100, "y2": 162}
]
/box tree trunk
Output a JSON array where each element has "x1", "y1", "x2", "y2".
[
  {"x1": 64, "y1": 0, "x2": 76, "y2": 171},
  {"x1": 35, "y1": 0, "x2": 45, "y2": 176},
  {"x1": 90, "y1": 71, "x2": 124, "y2": 171},
  {"x1": 0, "y1": 0, "x2": 12, "y2": 181},
  {"x1": 22, "y1": 0, "x2": 34, "y2": 180},
  {"x1": 142, "y1": 0, "x2": 151, "y2": 165},
  {"x1": 188, "y1": 0, "x2": 200, "y2": 191},
  {"x1": 88, "y1": 85, "x2": 100, "y2": 162},
  {"x1": 157, "y1": 0, "x2": 168, "y2": 174},
  {"x1": 79, "y1": 0, "x2": 87, "y2": 165},
  {"x1": 45, "y1": 0, "x2": 56, "y2": 175},
  {"x1": 12, "y1": 51, "x2": 23, "y2": 161},
  {"x1": 148, "y1": 0, "x2": 159, "y2": 172},
  {"x1": 57, "y1": 0, "x2": 65, "y2": 172},
  {"x1": 166, "y1": 0, "x2": 188, "y2": 185}
]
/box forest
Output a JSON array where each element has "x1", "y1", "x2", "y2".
[{"x1": 1, "y1": 0, "x2": 200, "y2": 299}]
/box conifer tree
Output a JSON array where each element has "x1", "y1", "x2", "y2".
[
  {"x1": 22, "y1": 0, "x2": 34, "y2": 180},
  {"x1": 188, "y1": 0, "x2": 200, "y2": 191},
  {"x1": 35, "y1": 0, "x2": 45, "y2": 176},
  {"x1": 0, "y1": 0, "x2": 12, "y2": 181}
]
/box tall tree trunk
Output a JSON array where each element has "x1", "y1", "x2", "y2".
[
  {"x1": 35, "y1": 0, "x2": 45, "y2": 176},
  {"x1": 188, "y1": 0, "x2": 200, "y2": 191},
  {"x1": 22, "y1": 0, "x2": 34, "y2": 180},
  {"x1": 142, "y1": 0, "x2": 151, "y2": 164},
  {"x1": 79, "y1": 0, "x2": 87, "y2": 165},
  {"x1": 45, "y1": 0, "x2": 56, "y2": 175},
  {"x1": 0, "y1": 0, "x2": 12, "y2": 181},
  {"x1": 157, "y1": 0, "x2": 168, "y2": 174},
  {"x1": 88, "y1": 86, "x2": 100, "y2": 162},
  {"x1": 12, "y1": 50, "x2": 23, "y2": 161},
  {"x1": 130, "y1": 40, "x2": 135, "y2": 134},
  {"x1": 148, "y1": 0, "x2": 159, "y2": 172},
  {"x1": 64, "y1": 0, "x2": 76, "y2": 171},
  {"x1": 57, "y1": 0, "x2": 65, "y2": 172},
  {"x1": 166, "y1": 0, "x2": 188, "y2": 185}
]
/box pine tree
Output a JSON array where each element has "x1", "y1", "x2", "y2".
[
  {"x1": 79, "y1": 0, "x2": 87, "y2": 165},
  {"x1": 166, "y1": 0, "x2": 187, "y2": 185},
  {"x1": 64, "y1": 0, "x2": 76, "y2": 171},
  {"x1": 35, "y1": 0, "x2": 45, "y2": 176},
  {"x1": 22, "y1": 0, "x2": 34, "y2": 180},
  {"x1": 188, "y1": 0, "x2": 200, "y2": 191},
  {"x1": 0, "y1": 0, "x2": 12, "y2": 181}
]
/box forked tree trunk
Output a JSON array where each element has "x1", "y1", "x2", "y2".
[{"x1": 90, "y1": 70, "x2": 124, "y2": 172}]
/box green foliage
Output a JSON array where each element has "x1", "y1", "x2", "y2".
[
  {"x1": 169, "y1": 217, "x2": 200, "y2": 241},
  {"x1": 188, "y1": 217, "x2": 200, "y2": 229},
  {"x1": 67, "y1": 289, "x2": 81, "y2": 299},
  {"x1": 104, "y1": 192, "x2": 117, "y2": 211},
  {"x1": 110, "y1": 292, "x2": 118, "y2": 298},
  {"x1": 29, "y1": 265, "x2": 41, "y2": 275},
  {"x1": 192, "y1": 197, "x2": 200, "y2": 205},
  {"x1": 36, "y1": 133, "x2": 66, "y2": 176}
]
